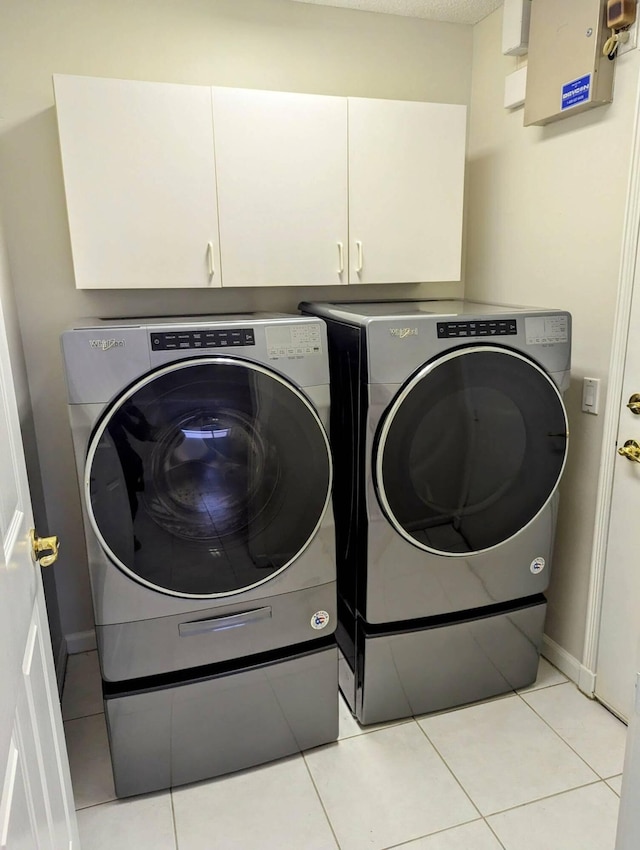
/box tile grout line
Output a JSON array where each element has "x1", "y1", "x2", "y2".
[
  {"x1": 301, "y1": 750, "x2": 343, "y2": 850},
  {"x1": 484, "y1": 777, "x2": 610, "y2": 819},
  {"x1": 302, "y1": 680, "x2": 576, "y2": 850},
  {"x1": 414, "y1": 689, "x2": 616, "y2": 823},
  {"x1": 414, "y1": 713, "x2": 485, "y2": 821},
  {"x1": 169, "y1": 788, "x2": 181, "y2": 850},
  {"x1": 67, "y1": 662, "x2": 611, "y2": 845},
  {"x1": 483, "y1": 817, "x2": 509, "y2": 850},
  {"x1": 376, "y1": 817, "x2": 508, "y2": 850},
  {"x1": 515, "y1": 687, "x2": 623, "y2": 781},
  {"x1": 514, "y1": 679, "x2": 569, "y2": 697}
]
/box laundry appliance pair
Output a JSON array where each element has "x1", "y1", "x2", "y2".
[
  {"x1": 62, "y1": 314, "x2": 338, "y2": 797},
  {"x1": 62, "y1": 299, "x2": 571, "y2": 794},
  {"x1": 300, "y1": 300, "x2": 571, "y2": 725}
]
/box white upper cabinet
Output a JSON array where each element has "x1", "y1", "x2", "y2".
[
  {"x1": 347, "y1": 98, "x2": 467, "y2": 284},
  {"x1": 54, "y1": 76, "x2": 467, "y2": 289},
  {"x1": 212, "y1": 87, "x2": 348, "y2": 288},
  {"x1": 54, "y1": 75, "x2": 221, "y2": 289}
]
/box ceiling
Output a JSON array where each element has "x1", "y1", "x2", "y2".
[{"x1": 290, "y1": 0, "x2": 504, "y2": 25}]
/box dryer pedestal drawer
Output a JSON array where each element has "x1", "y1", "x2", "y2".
[
  {"x1": 104, "y1": 642, "x2": 338, "y2": 798},
  {"x1": 340, "y1": 600, "x2": 546, "y2": 726}
]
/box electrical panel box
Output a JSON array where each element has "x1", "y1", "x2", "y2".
[{"x1": 524, "y1": 0, "x2": 615, "y2": 126}]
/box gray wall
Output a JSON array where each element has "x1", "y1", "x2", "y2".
[{"x1": 0, "y1": 0, "x2": 473, "y2": 643}]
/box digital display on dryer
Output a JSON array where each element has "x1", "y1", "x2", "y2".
[{"x1": 150, "y1": 328, "x2": 256, "y2": 351}]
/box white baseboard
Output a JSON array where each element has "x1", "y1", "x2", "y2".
[
  {"x1": 541, "y1": 634, "x2": 587, "y2": 688},
  {"x1": 65, "y1": 629, "x2": 97, "y2": 655},
  {"x1": 577, "y1": 665, "x2": 597, "y2": 697}
]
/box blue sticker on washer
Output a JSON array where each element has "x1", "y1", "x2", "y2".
[{"x1": 561, "y1": 74, "x2": 591, "y2": 111}]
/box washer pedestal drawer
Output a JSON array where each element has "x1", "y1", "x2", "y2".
[
  {"x1": 339, "y1": 600, "x2": 547, "y2": 726},
  {"x1": 104, "y1": 642, "x2": 338, "y2": 798}
]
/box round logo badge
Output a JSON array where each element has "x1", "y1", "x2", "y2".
[
  {"x1": 311, "y1": 610, "x2": 330, "y2": 630},
  {"x1": 530, "y1": 557, "x2": 546, "y2": 575}
]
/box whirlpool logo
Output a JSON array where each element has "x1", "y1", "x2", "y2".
[
  {"x1": 389, "y1": 327, "x2": 418, "y2": 339},
  {"x1": 89, "y1": 339, "x2": 126, "y2": 351}
]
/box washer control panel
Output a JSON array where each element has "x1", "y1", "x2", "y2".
[
  {"x1": 437, "y1": 319, "x2": 518, "y2": 339},
  {"x1": 150, "y1": 328, "x2": 256, "y2": 351}
]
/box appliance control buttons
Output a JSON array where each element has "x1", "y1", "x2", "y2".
[
  {"x1": 437, "y1": 320, "x2": 518, "y2": 339},
  {"x1": 150, "y1": 328, "x2": 257, "y2": 351}
]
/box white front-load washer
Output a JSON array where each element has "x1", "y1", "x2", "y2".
[
  {"x1": 62, "y1": 313, "x2": 337, "y2": 796},
  {"x1": 300, "y1": 299, "x2": 571, "y2": 724}
]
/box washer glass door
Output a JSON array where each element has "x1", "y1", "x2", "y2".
[
  {"x1": 86, "y1": 357, "x2": 332, "y2": 597},
  {"x1": 375, "y1": 346, "x2": 568, "y2": 556}
]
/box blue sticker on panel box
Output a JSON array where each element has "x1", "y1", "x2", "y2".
[{"x1": 561, "y1": 74, "x2": 591, "y2": 111}]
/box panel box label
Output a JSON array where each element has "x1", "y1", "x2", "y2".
[{"x1": 561, "y1": 74, "x2": 591, "y2": 111}]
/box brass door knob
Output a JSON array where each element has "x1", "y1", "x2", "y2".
[
  {"x1": 627, "y1": 394, "x2": 640, "y2": 414},
  {"x1": 618, "y1": 439, "x2": 640, "y2": 463},
  {"x1": 30, "y1": 529, "x2": 60, "y2": 568}
]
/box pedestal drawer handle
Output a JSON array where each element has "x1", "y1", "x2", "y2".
[{"x1": 179, "y1": 607, "x2": 272, "y2": 637}]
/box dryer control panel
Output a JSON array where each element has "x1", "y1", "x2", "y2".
[
  {"x1": 265, "y1": 323, "x2": 323, "y2": 358},
  {"x1": 437, "y1": 320, "x2": 518, "y2": 339}
]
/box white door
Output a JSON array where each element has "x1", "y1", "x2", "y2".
[
  {"x1": 54, "y1": 74, "x2": 221, "y2": 290},
  {"x1": 596, "y1": 258, "x2": 640, "y2": 721},
  {"x1": 212, "y1": 87, "x2": 348, "y2": 288},
  {"x1": 0, "y1": 265, "x2": 79, "y2": 842},
  {"x1": 348, "y1": 98, "x2": 466, "y2": 285},
  {"x1": 615, "y1": 636, "x2": 640, "y2": 849}
]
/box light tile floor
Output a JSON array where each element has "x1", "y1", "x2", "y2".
[{"x1": 63, "y1": 653, "x2": 626, "y2": 850}]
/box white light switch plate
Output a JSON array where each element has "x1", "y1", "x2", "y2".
[{"x1": 582, "y1": 377, "x2": 600, "y2": 414}]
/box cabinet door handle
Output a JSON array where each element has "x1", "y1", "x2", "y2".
[
  {"x1": 337, "y1": 241, "x2": 344, "y2": 274},
  {"x1": 207, "y1": 241, "x2": 215, "y2": 278},
  {"x1": 355, "y1": 240, "x2": 363, "y2": 274}
]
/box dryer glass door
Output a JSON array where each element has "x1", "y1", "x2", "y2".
[
  {"x1": 86, "y1": 357, "x2": 332, "y2": 597},
  {"x1": 375, "y1": 346, "x2": 568, "y2": 556}
]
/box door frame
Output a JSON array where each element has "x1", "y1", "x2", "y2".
[{"x1": 581, "y1": 73, "x2": 640, "y2": 696}]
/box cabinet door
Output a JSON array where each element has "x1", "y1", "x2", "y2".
[
  {"x1": 213, "y1": 88, "x2": 348, "y2": 288},
  {"x1": 54, "y1": 75, "x2": 221, "y2": 289},
  {"x1": 348, "y1": 98, "x2": 467, "y2": 284}
]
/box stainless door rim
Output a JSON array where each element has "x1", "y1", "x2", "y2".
[
  {"x1": 84, "y1": 355, "x2": 333, "y2": 599},
  {"x1": 374, "y1": 344, "x2": 569, "y2": 558}
]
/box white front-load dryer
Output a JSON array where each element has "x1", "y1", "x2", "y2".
[
  {"x1": 300, "y1": 299, "x2": 571, "y2": 724},
  {"x1": 62, "y1": 313, "x2": 337, "y2": 796}
]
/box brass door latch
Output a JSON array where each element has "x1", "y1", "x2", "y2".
[
  {"x1": 30, "y1": 529, "x2": 60, "y2": 568},
  {"x1": 627, "y1": 393, "x2": 640, "y2": 414}
]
